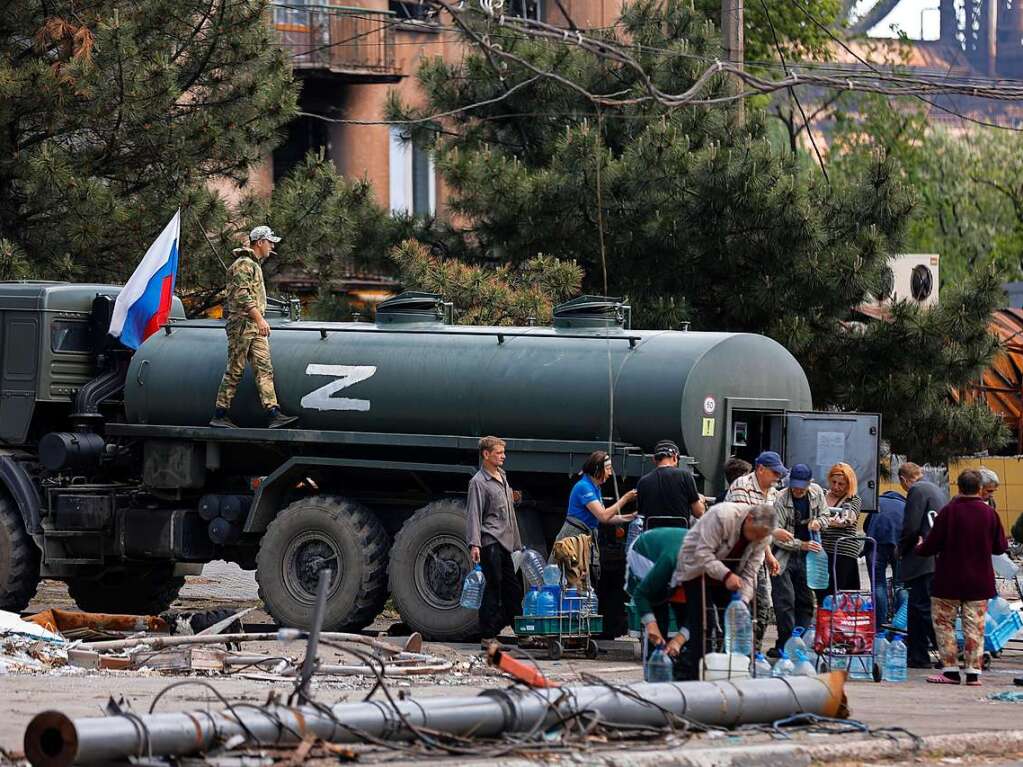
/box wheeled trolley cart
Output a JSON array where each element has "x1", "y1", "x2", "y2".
[
  {"x1": 814, "y1": 534, "x2": 881, "y2": 682},
  {"x1": 514, "y1": 612, "x2": 603, "y2": 660}
]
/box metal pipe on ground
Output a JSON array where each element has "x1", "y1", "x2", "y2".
[{"x1": 24, "y1": 673, "x2": 847, "y2": 767}]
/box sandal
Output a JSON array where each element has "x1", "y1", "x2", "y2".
[{"x1": 926, "y1": 674, "x2": 961, "y2": 685}]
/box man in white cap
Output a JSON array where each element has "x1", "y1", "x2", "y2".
[{"x1": 210, "y1": 225, "x2": 298, "y2": 429}]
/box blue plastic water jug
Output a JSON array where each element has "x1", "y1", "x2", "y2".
[
  {"x1": 459, "y1": 565, "x2": 485, "y2": 610},
  {"x1": 523, "y1": 586, "x2": 540, "y2": 616},
  {"x1": 883, "y1": 634, "x2": 908, "y2": 682},
  {"x1": 805, "y1": 532, "x2": 829, "y2": 590}
]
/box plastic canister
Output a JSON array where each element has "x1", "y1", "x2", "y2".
[
  {"x1": 561, "y1": 587, "x2": 582, "y2": 614},
  {"x1": 541, "y1": 584, "x2": 561, "y2": 615},
  {"x1": 701, "y1": 652, "x2": 751, "y2": 681}
]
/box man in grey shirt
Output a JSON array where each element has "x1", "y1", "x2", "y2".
[
  {"x1": 897, "y1": 461, "x2": 946, "y2": 667},
  {"x1": 466, "y1": 435, "x2": 523, "y2": 643}
]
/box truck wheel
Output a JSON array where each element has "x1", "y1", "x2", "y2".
[
  {"x1": 389, "y1": 500, "x2": 478, "y2": 641},
  {"x1": 67, "y1": 568, "x2": 184, "y2": 615},
  {"x1": 256, "y1": 496, "x2": 389, "y2": 632},
  {"x1": 0, "y1": 495, "x2": 41, "y2": 611}
]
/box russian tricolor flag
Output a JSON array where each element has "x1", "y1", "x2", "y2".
[{"x1": 109, "y1": 210, "x2": 180, "y2": 350}]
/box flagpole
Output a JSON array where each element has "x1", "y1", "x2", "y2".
[{"x1": 190, "y1": 209, "x2": 228, "y2": 270}]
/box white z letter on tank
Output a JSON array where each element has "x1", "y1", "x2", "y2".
[{"x1": 301, "y1": 364, "x2": 377, "y2": 412}]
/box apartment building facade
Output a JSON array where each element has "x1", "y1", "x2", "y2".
[{"x1": 262, "y1": 0, "x2": 623, "y2": 216}]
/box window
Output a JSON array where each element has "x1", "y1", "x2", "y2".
[
  {"x1": 273, "y1": 115, "x2": 330, "y2": 182},
  {"x1": 506, "y1": 0, "x2": 541, "y2": 20},
  {"x1": 390, "y1": 0, "x2": 434, "y2": 22},
  {"x1": 389, "y1": 127, "x2": 436, "y2": 217},
  {"x1": 51, "y1": 321, "x2": 91, "y2": 353}
]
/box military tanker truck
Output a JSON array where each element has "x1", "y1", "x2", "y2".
[{"x1": 0, "y1": 283, "x2": 880, "y2": 639}]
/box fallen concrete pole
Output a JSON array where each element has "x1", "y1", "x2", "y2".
[{"x1": 24, "y1": 673, "x2": 846, "y2": 767}]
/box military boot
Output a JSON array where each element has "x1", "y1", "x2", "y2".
[
  {"x1": 267, "y1": 406, "x2": 298, "y2": 429},
  {"x1": 209, "y1": 408, "x2": 237, "y2": 428}
]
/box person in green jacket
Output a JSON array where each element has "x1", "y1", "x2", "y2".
[{"x1": 626, "y1": 526, "x2": 689, "y2": 667}]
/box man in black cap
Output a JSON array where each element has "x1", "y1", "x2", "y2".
[{"x1": 635, "y1": 440, "x2": 705, "y2": 527}]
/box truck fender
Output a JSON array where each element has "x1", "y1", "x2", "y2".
[
  {"x1": 0, "y1": 454, "x2": 42, "y2": 535},
  {"x1": 244, "y1": 457, "x2": 476, "y2": 534}
]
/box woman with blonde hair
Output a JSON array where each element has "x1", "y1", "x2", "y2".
[{"x1": 810, "y1": 462, "x2": 863, "y2": 599}]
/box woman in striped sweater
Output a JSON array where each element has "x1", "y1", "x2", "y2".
[{"x1": 810, "y1": 462, "x2": 862, "y2": 600}]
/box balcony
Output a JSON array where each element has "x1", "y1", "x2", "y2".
[{"x1": 272, "y1": 3, "x2": 401, "y2": 82}]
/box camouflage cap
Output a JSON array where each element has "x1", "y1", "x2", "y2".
[{"x1": 249, "y1": 225, "x2": 281, "y2": 244}]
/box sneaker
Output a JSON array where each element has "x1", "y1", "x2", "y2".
[
  {"x1": 209, "y1": 416, "x2": 237, "y2": 428},
  {"x1": 268, "y1": 411, "x2": 298, "y2": 429}
]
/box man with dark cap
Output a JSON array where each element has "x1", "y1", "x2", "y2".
[
  {"x1": 635, "y1": 440, "x2": 705, "y2": 526},
  {"x1": 771, "y1": 464, "x2": 827, "y2": 653}
]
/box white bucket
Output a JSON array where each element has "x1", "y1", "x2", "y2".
[{"x1": 701, "y1": 652, "x2": 752, "y2": 681}]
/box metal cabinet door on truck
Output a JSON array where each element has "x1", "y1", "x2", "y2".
[{"x1": 723, "y1": 400, "x2": 881, "y2": 511}]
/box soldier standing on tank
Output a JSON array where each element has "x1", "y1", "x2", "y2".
[{"x1": 210, "y1": 226, "x2": 298, "y2": 429}]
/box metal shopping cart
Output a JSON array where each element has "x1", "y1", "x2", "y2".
[
  {"x1": 514, "y1": 561, "x2": 601, "y2": 660},
  {"x1": 814, "y1": 534, "x2": 881, "y2": 682}
]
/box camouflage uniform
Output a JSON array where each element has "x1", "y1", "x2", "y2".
[{"x1": 215, "y1": 248, "x2": 279, "y2": 411}]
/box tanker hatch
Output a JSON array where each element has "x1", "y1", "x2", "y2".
[
  {"x1": 375, "y1": 291, "x2": 452, "y2": 326},
  {"x1": 553, "y1": 295, "x2": 630, "y2": 330}
]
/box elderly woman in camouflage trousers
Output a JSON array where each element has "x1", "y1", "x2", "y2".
[{"x1": 918, "y1": 469, "x2": 1008, "y2": 686}]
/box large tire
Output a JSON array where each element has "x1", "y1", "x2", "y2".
[
  {"x1": 0, "y1": 494, "x2": 40, "y2": 612},
  {"x1": 256, "y1": 496, "x2": 390, "y2": 632},
  {"x1": 388, "y1": 499, "x2": 479, "y2": 641},
  {"x1": 67, "y1": 567, "x2": 184, "y2": 615}
]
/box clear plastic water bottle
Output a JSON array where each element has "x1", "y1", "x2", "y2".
[
  {"x1": 883, "y1": 634, "x2": 908, "y2": 682},
  {"x1": 989, "y1": 596, "x2": 1012, "y2": 621},
  {"x1": 803, "y1": 627, "x2": 818, "y2": 666},
  {"x1": 805, "y1": 532, "x2": 829, "y2": 590},
  {"x1": 771, "y1": 651, "x2": 795, "y2": 677},
  {"x1": 583, "y1": 588, "x2": 599, "y2": 614},
  {"x1": 892, "y1": 590, "x2": 909, "y2": 631},
  {"x1": 459, "y1": 565, "x2": 485, "y2": 610},
  {"x1": 542, "y1": 564, "x2": 562, "y2": 586},
  {"x1": 793, "y1": 650, "x2": 816, "y2": 677},
  {"x1": 520, "y1": 548, "x2": 546, "y2": 588},
  {"x1": 522, "y1": 586, "x2": 540, "y2": 616},
  {"x1": 645, "y1": 645, "x2": 674, "y2": 682},
  {"x1": 537, "y1": 587, "x2": 557, "y2": 617},
  {"x1": 873, "y1": 631, "x2": 890, "y2": 663},
  {"x1": 626, "y1": 515, "x2": 645, "y2": 552},
  {"x1": 783, "y1": 626, "x2": 808, "y2": 661},
  {"x1": 724, "y1": 592, "x2": 754, "y2": 657},
  {"x1": 753, "y1": 652, "x2": 772, "y2": 678}
]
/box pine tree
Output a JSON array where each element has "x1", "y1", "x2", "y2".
[
  {"x1": 0, "y1": 0, "x2": 392, "y2": 307},
  {"x1": 390, "y1": 240, "x2": 582, "y2": 325},
  {"x1": 388, "y1": 0, "x2": 1008, "y2": 462}
]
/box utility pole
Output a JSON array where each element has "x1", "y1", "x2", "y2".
[{"x1": 722, "y1": 0, "x2": 744, "y2": 123}]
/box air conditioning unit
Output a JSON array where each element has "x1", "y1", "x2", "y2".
[{"x1": 879, "y1": 254, "x2": 940, "y2": 307}]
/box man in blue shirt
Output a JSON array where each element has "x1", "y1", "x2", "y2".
[{"x1": 865, "y1": 488, "x2": 906, "y2": 629}]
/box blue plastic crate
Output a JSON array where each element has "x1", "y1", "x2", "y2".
[
  {"x1": 988, "y1": 609, "x2": 1023, "y2": 652},
  {"x1": 955, "y1": 608, "x2": 1023, "y2": 653}
]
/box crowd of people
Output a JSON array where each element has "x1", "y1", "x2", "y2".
[{"x1": 465, "y1": 435, "x2": 1018, "y2": 685}]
